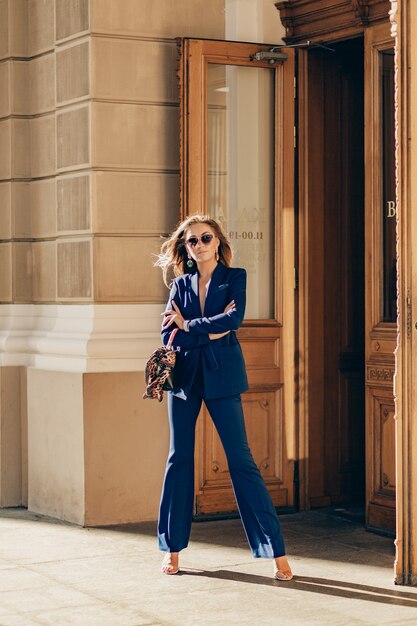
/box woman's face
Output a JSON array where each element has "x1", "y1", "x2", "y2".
[{"x1": 185, "y1": 223, "x2": 219, "y2": 265}]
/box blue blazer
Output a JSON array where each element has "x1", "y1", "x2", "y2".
[{"x1": 161, "y1": 262, "x2": 249, "y2": 400}]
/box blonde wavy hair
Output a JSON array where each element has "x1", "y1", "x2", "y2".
[{"x1": 156, "y1": 215, "x2": 232, "y2": 286}]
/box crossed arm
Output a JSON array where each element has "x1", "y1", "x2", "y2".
[{"x1": 161, "y1": 270, "x2": 246, "y2": 350}]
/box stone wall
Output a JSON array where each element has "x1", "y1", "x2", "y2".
[{"x1": 0, "y1": 0, "x2": 226, "y2": 523}]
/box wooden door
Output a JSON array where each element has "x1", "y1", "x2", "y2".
[
  {"x1": 364, "y1": 23, "x2": 396, "y2": 534},
  {"x1": 299, "y1": 39, "x2": 366, "y2": 510},
  {"x1": 178, "y1": 39, "x2": 296, "y2": 516}
]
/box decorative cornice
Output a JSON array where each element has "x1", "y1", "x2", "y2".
[
  {"x1": 275, "y1": 0, "x2": 391, "y2": 44},
  {"x1": 351, "y1": 0, "x2": 369, "y2": 24}
]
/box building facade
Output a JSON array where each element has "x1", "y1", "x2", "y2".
[{"x1": 0, "y1": 0, "x2": 416, "y2": 584}]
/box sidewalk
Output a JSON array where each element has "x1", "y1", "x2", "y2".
[{"x1": 0, "y1": 507, "x2": 416, "y2": 626}]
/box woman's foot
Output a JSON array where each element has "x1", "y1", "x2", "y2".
[
  {"x1": 161, "y1": 552, "x2": 179, "y2": 575},
  {"x1": 273, "y1": 555, "x2": 293, "y2": 581}
]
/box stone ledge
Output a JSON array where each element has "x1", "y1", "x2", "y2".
[{"x1": 0, "y1": 303, "x2": 164, "y2": 372}]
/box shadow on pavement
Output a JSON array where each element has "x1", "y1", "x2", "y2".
[{"x1": 181, "y1": 569, "x2": 417, "y2": 607}]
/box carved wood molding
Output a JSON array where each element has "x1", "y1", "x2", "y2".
[
  {"x1": 366, "y1": 364, "x2": 395, "y2": 384},
  {"x1": 389, "y1": 0, "x2": 398, "y2": 38},
  {"x1": 275, "y1": 0, "x2": 391, "y2": 43},
  {"x1": 351, "y1": 0, "x2": 369, "y2": 24}
]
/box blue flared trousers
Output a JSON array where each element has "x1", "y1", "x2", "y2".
[{"x1": 157, "y1": 387, "x2": 286, "y2": 558}]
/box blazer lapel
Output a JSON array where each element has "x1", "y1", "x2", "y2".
[
  {"x1": 204, "y1": 262, "x2": 228, "y2": 316},
  {"x1": 189, "y1": 271, "x2": 202, "y2": 316}
]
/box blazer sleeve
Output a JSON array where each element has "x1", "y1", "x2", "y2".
[
  {"x1": 161, "y1": 281, "x2": 211, "y2": 349},
  {"x1": 187, "y1": 269, "x2": 246, "y2": 335}
]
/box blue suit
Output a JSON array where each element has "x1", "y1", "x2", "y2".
[{"x1": 158, "y1": 262, "x2": 286, "y2": 559}]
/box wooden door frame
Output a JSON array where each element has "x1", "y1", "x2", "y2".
[
  {"x1": 391, "y1": 0, "x2": 417, "y2": 586},
  {"x1": 178, "y1": 38, "x2": 298, "y2": 516},
  {"x1": 296, "y1": 48, "x2": 310, "y2": 510},
  {"x1": 364, "y1": 22, "x2": 396, "y2": 534}
]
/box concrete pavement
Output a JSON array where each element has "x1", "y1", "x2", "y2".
[{"x1": 0, "y1": 507, "x2": 416, "y2": 625}]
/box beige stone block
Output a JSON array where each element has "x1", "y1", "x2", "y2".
[
  {"x1": 31, "y1": 114, "x2": 56, "y2": 178},
  {"x1": 94, "y1": 236, "x2": 166, "y2": 302},
  {"x1": 11, "y1": 182, "x2": 31, "y2": 238},
  {"x1": 0, "y1": 120, "x2": 11, "y2": 180},
  {"x1": 57, "y1": 105, "x2": 90, "y2": 170},
  {"x1": 92, "y1": 38, "x2": 177, "y2": 104},
  {"x1": 84, "y1": 371, "x2": 168, "y2": 525},
  {"x1": 32, "y1": 240, "x2": 56, "y2": 301},
  {"x1": 92, "y1": 171, "x2": 179, "y2": 235},
  {"x1": 30, "y1": 52, "x2": 55, "y2": 114},
  {"x1": 57, "y1": 173, "x2": 90, "y2": 232},
  {"x1": 0, "y1": 367, "x2": 23, "y2": 505},
  {"x1": 91, "y1": 0, "x2": 225, "y2": 39},
  {"x1": 56, "y1": 40, "x2": 89, "y2": 104},
  {"x1": 0, "y1": 243, "x2": 12, "y2": 302},
  {"x1": 9, "y1": 0, "x2": 28, "y2": 57},
  {"x1": 0, "y1": 0, "x2": 9, "y2": 60},
  {"x1": 30, "y1": 178, "x2": 56, "y2": 237},
  {"x1": 11, "y1": 118, "x2": 30, "y2": 178},
  {"x1": 28, "y1": 0, "x2": 54, "y2": 56},
  {"x1": 92, "y1": 103, "x2": 179, "y2": 170},
  {"x1": 0, "y1": 62, "x2": 30, "y2": 118},
  {"x1": 0, "y1": 61, "x2": 10, "y2": 117},
  {"x1": 13, "y1": 242, "x2": 33, "y2": 302},
  {"x1": 27, "y1": 369, "x2": 85, "y2": 524},
  {"x1": 0, "y1": 182, "x2": 11, "y2": 238},
  {"x1": 57, "y1": 238, "x2": 92, "y2": 299},
  {"x1": 56, "y1": 0, "x2": 89, "y2": 41},
  {"x1": 11, "y1": 61, "x2": 30, "y2": 115}
]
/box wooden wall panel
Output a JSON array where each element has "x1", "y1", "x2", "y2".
[{"x1": 196, "y1": 390, "x2": 287, "y2": 515}]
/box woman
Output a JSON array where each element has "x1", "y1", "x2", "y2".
[{"x1": 156, "y1": 215, "x2": 293, "y2": 581}]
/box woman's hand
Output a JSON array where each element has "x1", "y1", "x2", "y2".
[
  {"x1": 224, "y1": 300, "x2": 236, "y2": 314},
  {"x1": 209, "y1": 331, "x2": 231, "y2": 340},
  {"x1": 209, "y1": 301, "x2": 235, "y2": 340},
  {"x1": 162, "y1": 301, "x2": 185, "y2": 330}
]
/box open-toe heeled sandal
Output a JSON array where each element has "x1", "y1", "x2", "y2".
[
  {"x1": 274, "y1": 569, "x2": 293, "y2": 581},
  {"x1": 161, "y1": 554, "x2": 179, "y2": 575}
]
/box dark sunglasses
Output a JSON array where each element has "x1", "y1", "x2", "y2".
[{"x1": 186, "y1": 233, "x2": 214, "y2": 247}]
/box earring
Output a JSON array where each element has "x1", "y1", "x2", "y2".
[
  {"x1": 186, "y1": 256, "x2": 194, "y2": 268},
  {"x1": 216, "y1": 248, "x2": 219, "y2": 261}
]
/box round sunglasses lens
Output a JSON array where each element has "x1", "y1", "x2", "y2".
[
  {"x1": 202, "y1": 234, "x2": 213, "y2": 244},
  {"x1": 187, "y1": 238, "x2": 198, "y2": 247}
]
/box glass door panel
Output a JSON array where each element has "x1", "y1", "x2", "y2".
[
  {"x1": 207, "y1": 64, "x2": 275, "y2": 319},
  {"x1": 380, "y1": 49, "x2": 396, "y2": 323}
]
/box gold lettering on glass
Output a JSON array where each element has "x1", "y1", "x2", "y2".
[{"x1": 386, "y1": 200, "x2": 396, "y2": 217}]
